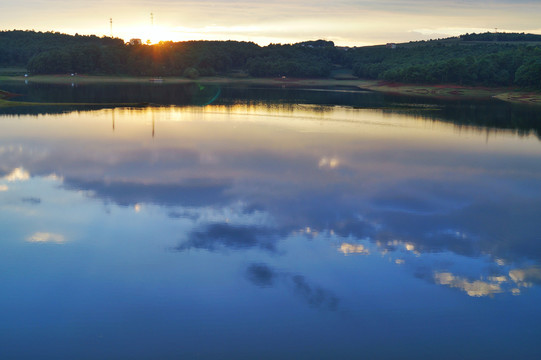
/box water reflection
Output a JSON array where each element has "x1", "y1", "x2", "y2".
[
  {"x1": 2, "y1": 88, "x2": 541, "y2": 358},
  {"x1": 2, "y1": 167, "x2": 30, "y2": 181},
  {"x1": 246, "y1": 263, "x2": 340, "y2": 311},
  {"x1": 433, "y1": 267, "x2": 541, "y2": 297},
  {"x1": 336, "y1": 236, "x2": 541, "y2": 298},
  {"x1": 176, "y1": 223, "x2": 279, "y2": 252},
  {"x1": 2, "y1": 82, "x2": 541, "y2": 140},
  {"x1": 1, "y1": 96, "x2": 539, "y2": 298},
  {"x1": 26, "y1": 232, "x2": 66, "y2": 244}
]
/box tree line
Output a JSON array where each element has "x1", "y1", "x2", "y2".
[
  {"x1": 350, "y1": 42, "x2": 541, "y2": 88},
  {"x1": 0, "y1": 30, "x2": 338, "y2": 78},
  {"x1": 1, "y1": 30, "x2": 540, "y2": 89}
]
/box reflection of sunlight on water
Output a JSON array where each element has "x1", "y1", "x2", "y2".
[
  {"x1": 111, "y1": 104, "x2": 424, "y2": 137},
  {"x1": 5, "y1": 105, "x2": 540, "y2": 167}
]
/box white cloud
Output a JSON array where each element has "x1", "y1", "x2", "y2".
[
  {"x1": 26, "y1": 232, "x2": 66, "y2": 244},
  {"x1": 434, "y1": 272, "x2": 503, "y2": 297},
  {"x1": 339, "y1": 243, "x2": 369, "y2": 255},
  {"x1": 319, "y1": 157, "x2": 340, "y2": 170},
  {"x1": 3, "y1": 167, "x2": 30, "y2": 182}
]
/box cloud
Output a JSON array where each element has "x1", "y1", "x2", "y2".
[
  {"x1": 434, "y1": 272, "x2": 503, "y2": 297},
  {"x1": 63, "y1": 177, "x2": 233, "y2": 207},
  {"x1": 26, "y1": 232, "x2": 66, "y2": 244},
  {"x1": 339, "y1": 243, "x2": 370, "y2": 255},
  {"x1": 176, "y1": 223, "x2": 280, "y2": 252},
  {"x1": 246, "y1": 263, "x2": 277, "y2": 287},
  {"x1": 290, "y1": 274, "x2": 339, "y2": 311},
  {"x1": 433, "y1": 268, "x2": 541, "y2": 297},
  {"x1": 330, "y1": 218, "x2": 377, "y2": 239},
  {"x1": 21, "y1": 197, "x2": 41, "y2": 204},
  {"x1": 509, "y1": 267, "x2": 541, "y2": 286},
  {"x1": 2, "y1": 167, "x2": 30, "y2": 182},
  {"x1": 318, "y1": 157, "x2": 340, "y2": 170},
  {"x1": 245, "y1": 263, "x2": 339, "y2": 311},
  {"x1": 3, "y1": 0, "x2": 541, "y2": 46}
]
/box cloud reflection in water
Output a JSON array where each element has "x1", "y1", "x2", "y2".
[
  {"x1": 246, "y1": 263, "x2": 340, "y2": 311},
  {"x1": 176, "y1": 223, "x2": 280, "y2": 252},
  {"x1": 1, "y1": 99, "x2": 541, "y2": 302},
  {"x1": 2, "y1": 167, "x2": 30, "y2": 182},
  {"x1": 26, "y1": 232, "x2": 66, "y2": 244}
]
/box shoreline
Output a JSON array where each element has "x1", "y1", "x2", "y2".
[{"x1": 1, "y1": 74, "x2": 541, "y2": 106}]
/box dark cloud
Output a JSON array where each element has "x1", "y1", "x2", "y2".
[
  {"x1": 371, "y1": 194, "x2": 450, "y2": 215},
  {"x1": 289, "y1": 275, "x2": 339, "y2": 311},
  {"x1": 176, "y1": 223, "x2": 280, "y2": 252},
  {"x1": 363, "y1": 194, "x2": 541, "y2": 264},
  {"x1": 331, "y1": 218, "x2": 376, "y2": 239},
  {"x1": 21, "y1": 197, "x2": 41, "y2": 205},
  {"x1": 449, "y1": 200, "x2": 541, "y2": 262},
  {"x1": 245, "y1": 263, "x2": 340, "y2": 311},
  {"x1": 246, "y1": 263, "x2": 276, "y2": 287},
  {"x1": 167, "y1": 210, "x2": 200, "y2": 221},
  {"x1": 63, "y1": 177, "x2": 233, "y2": 207}
]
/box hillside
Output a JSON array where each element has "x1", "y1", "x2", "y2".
[
  {"x1": 1, "y1": 30, "x2": 540, "y2": 89},
  {"x1": 349, "y1": 32, "x2": 541, "y2": 88}
]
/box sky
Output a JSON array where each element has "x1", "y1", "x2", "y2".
[{"x1": 2, "y1": 0, "x2": 541, "y2": 46}]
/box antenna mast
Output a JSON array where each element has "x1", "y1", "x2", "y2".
[{"x1": 110, "y1": 18, "x2": 113, "y2": 37}]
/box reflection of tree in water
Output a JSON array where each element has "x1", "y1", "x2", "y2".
[
  {"x1": 426, "y1": 100, "x2": 541, "y2": 140},
  {"x1": 1, "y1": 81, "x2": 222, "y2": 108},
  {"x1": 2, "y1": 82, "x2": 541, "y2": 139}
]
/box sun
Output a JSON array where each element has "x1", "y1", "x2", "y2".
[
  {"x1": 145, "y1": 25, "x2": 175, "y2": 44},
  {"x1": 119, "y1": 24, "x2": 178, "y2": 45}
]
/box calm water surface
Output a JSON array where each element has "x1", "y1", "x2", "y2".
[{"x1": 1, "y1": 83, "x2": 540, "y2": 359}]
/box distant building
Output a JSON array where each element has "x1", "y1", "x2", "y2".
[
  {"x1": 129, "y1": 38, "x2": 142, "y2": 45},
  {"x1": 386, "y1": 43, "x2": 397, "y2": 49}
]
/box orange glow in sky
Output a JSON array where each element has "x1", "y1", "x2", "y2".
[{"x1": 2, "y1": 1, "x2": 541, "y2": 46}]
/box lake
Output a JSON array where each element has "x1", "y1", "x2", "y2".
[{"x1": 1, "y1": 82, "x2": 541, "y2": 359}]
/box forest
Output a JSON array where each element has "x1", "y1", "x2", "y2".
[{"x1": 1, "y1": 30, "x2": 540, "y2": 89}]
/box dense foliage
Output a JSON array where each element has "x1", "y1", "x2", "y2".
[
  {"x1": 460, "y1": 32, "x2": 541, "y2": 42},
  {"x1": 1, "y1": 30, "x2": 540, "y2": 88},
  {"x1": 0, "y1": 30, "x2": 123, "y2": 67},
  {"x1": 0, "y1": 30, "x2": 336, "y2": 78},
  {"x1": 348, "y1": 34, "x2": 541, "y2": 88},
  {"x1": 350, "y1": 43, "x2": 541, "y2": 87}
]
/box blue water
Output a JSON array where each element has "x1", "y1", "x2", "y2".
[{"x1": 1, "y1": 85, "x2": 540, "y2": 359}]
